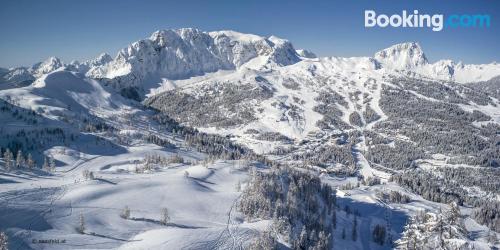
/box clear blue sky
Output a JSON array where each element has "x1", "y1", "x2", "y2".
[{"x1": 1, "y1": 0, "x2": 499, "y2": 68}]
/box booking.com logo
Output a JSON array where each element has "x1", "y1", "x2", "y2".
[{"x1": 365, "y1": 10, "x2": 491, "y2": 31}]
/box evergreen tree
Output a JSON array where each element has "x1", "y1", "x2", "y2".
[
  {"x1": 487, "y1": 230, "x2": 498, "y2": 245},
  {"x1": 298, "y1": 226, "x2": 308, "y2": 248},
  {"x1": 49, "y1": 156, "x2": 56, "y2": 172},
  {"x1": 160, "y1": 207, "x2": 170, "y2": 225},
  {"x1": 42, "y1": 157, "x2": 50, "y2": 172},
  {"x1": 248, "y1": 231, "x2": 277, "y2": 250},
  {"x1": 316, "y1": 231, "x2": 331, "y2": 250},
  {"x1": 15, "y1": 150, "x2": 25, "y2": 168},
  {"x1": 445, "y1": 202, "x2": 460, "y2": 226},
  {"x1": 0, "y1": 231, "x2": 7, "y2": 250},
  {"x1": 235, "y1": 180, "x2": 241, "y2": 192},
  {"x1": 120, "y1": 206, "x2": 130, "y2": 219},
  {"x1": 77, "y1": 213, "x2": 85, "y2": 234},
  {"x1": 3, "y1": 149, "x2": 13, "y2": 172},
  {"x1": 26, "y1": 153, "x2": 35, "y2": 169}
]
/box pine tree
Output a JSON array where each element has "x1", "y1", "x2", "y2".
[
  {"x1": 487, "y1": 230, "x2": 498, "y2": 245},
  {"x1": 235, "y1": 180, "x2": 241, "y2": 192},
  {"x1": 77, "y1": 213, "x2": 85, "y2": 234},
  {"x1": 248, "y1": 230, "x2": 277, "y2": 250},
  {"x1": 298, "y1": 226, "x2": 308, "y2": 248},
  {"x1": 42, "y1": 157, "x2": 50, "y2": 172},
  {"x1": 3, "y1": 149, "x2": 13, "y2": 172},
  {"x1": 446, "y1": 202, "x2": 460, "y2": 225},
  {"x1": 0, "y1": 231, "x2": 7, "y2": 250},
  {"x1": 15, "y1": 150, "x2": 25, "y2": 168},
  {"x1": 120, "y1": 206, "x2": 130, "y2": 219},
  {"x1": 26, "y1": 153, "x2": 35, "y2": 169},
  {"x1": 160, "y1": 207, "x2": 170, "y2": 225},
  {"x1": 49, "y1": 156, "x2": 56, "y2": 172},
  {"x1": 397, "y1": 217, "x2": 417, "y2": 250},
  {"x1": 444, "y1": 202, "x2": 464, "y2": 239},
  {"x1": 341, "y1": 227, "x2": 346, "y2": 239},
  {"x1": 316, "y1": 231, "x2": 330, "y2": 249}
]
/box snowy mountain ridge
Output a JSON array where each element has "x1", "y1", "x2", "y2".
[
  {"x1": 1, "y1": 28, "x2": 500, "y2": 250},
  {"x1": 2, "y1": 29, "x2": 500, "y2": 90},
  {"x1": 85, "y1": 28, "x2": 301, "y2": 92},
  {"x1": 374, "y1": 42, "x2": 428, "y2": 69},
  {"x1": 0, "y1": 54, "x2": 112, "y2": 88},
  {"x1": 374, "y1": 42, "x2": 500, "y2": 83},
  {"x1": 88, "y1": 29, "x2": 499, "y2": 88}
]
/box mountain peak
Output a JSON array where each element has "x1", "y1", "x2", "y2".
[
  {"x1": 296, "y1": 49, "x2": 317, "y2": 58},
  {"x1": 374, "y1": 42, "x2": 428, "y2": 69},
  {"x1": 30, "y1": 56, "x2": 64, "y2": 77},
  {"x1": 92, "y1": 53, "x2": 113, "y2": 65},
  {"x1": 209, "y1": 30, "x2": 265, "y2": 43},
  {"x1": 89, "y1": 28, "x2": 300, "y2": 87}
]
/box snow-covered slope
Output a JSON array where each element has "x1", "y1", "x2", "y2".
[
  {"x1": 0, "y1": 67, "x2": 35, "y2": 89},
  {"x1": 143, "y1": 36, "x2": 500, "y2": 161},
  {"x1": 1, "y1": 28, "x2": 499, "y2": 250},
  {"x1": 0, "y1": 70, "x2": 134, "y2": 122}
]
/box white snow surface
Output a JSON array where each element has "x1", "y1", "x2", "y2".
[{"x1": 1, "y1": 28, "x2": 499, "y2": 250}]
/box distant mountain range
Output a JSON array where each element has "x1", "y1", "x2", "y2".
[
  {"x1": 2, "y1": 28, "x2": 499, "y2": 91},
  {"x1": 1, "y1": 28, "x2": 499, "y2": 249}
]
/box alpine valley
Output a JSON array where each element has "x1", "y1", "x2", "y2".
[{"x1": 0, "y1": 28, "x2": 499, "y2": 250}]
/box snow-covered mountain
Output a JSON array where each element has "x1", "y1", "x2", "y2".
[
  {"x1": 1, "y1": 28, "x2": 499, "y2": 250},
  {"x1": 84, "y1": 29, "x2": 300, "y2": 94},
  {"x1": 374, "y1": 42, "x2": 500, "y2": 82},
  {"x1": 296, "y1": 49, "x2": 317, "y2": 58},
  {"x1": 374, "y1": 42, "x2": 428, "y2": 69},
  {"x1": 66, "y1": 53, "x2": 113, "y2": 74},
  {"x1": 0, "y1": 54, "x2": 112, "y2": 88},
  {"x1": 30, "y1": 57, "x2": 65, "y2": 78},
  {"x1": 2, "y1": 29, "x2": 499, "y2": 92},
  {"x1": 81, "y1": 30, "x2": 500, "y2": 98}
]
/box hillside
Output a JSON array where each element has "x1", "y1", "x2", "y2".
[{"x1": 0, "y1": 28, "x2": 499, "y2": 250}]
